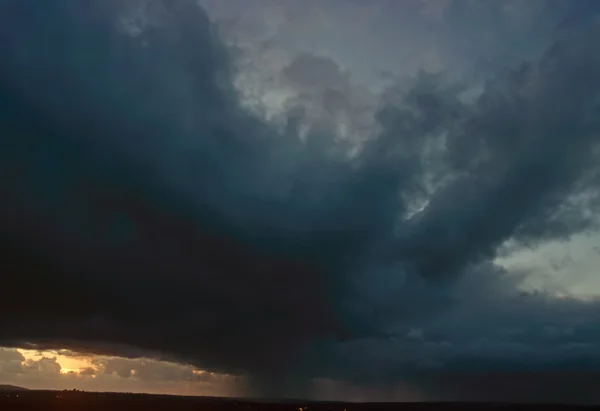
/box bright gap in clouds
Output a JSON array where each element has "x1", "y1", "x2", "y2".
[
  {"x1": 1, "y1": 347, "x2": 425, "y2": 401},
  {"x1": 496, "y1": 233, "x2": 600, "y2": 299},
  {"x1": 0, "y1": 347, "x2": 237, "y2": 397},
  {"x1": 18, "y1": 349, "x2": 92, "y2": 374}
]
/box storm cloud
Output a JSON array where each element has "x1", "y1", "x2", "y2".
[{"x1": 2, "y1": 0, "x2": 600, "y2": 402}]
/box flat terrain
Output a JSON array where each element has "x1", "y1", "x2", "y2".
[{"x1": 0, "y1": 390, "x2": 598, "y2": 411}]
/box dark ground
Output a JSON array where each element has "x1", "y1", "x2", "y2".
[{"x1": 0, "y1": 390, "x2": 598, "y2": 411}]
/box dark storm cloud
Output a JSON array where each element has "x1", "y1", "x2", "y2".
[
  {"x1": 276, "y1": 53, "x2": 376, "y2": 142},
  {"x1": 383, "y1": 30, "x2": 600, "y2": 281},
  {"x1": 0, "y1": 0, "x2": 401, "y2": 380},
  {"x1": 2, "y1": 0, "x2": 600, "y2": 401},
  {"x1": 282, "y1": 54, "x2": 349, "y2": 91},
  {"x1": 404, "y1": 371, "x2": 600, "y2": 404}
]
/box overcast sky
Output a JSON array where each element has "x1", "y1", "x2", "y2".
[{"x1": 2, "y1": 0, "x2": 600, "y2": 403}]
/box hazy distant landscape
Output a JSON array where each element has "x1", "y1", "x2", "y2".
[{"x1": 0, "y1": 389, "x2": 598, "y2": 411}]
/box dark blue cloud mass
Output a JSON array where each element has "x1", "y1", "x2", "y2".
[{"x1": 1, "y1": 0, "x2": 600, "y2": 402}]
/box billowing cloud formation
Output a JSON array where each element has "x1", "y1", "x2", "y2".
[
  {"x1": 2, "y1": 0, "x2": 600, "y2": 402},
  {"x1": 0, "y1": 348, "x2": 233, "y2": 396}
]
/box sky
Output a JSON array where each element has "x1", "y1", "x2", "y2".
[{"x1": 1, "y1": 0, "x2": 600, "y2": 403}]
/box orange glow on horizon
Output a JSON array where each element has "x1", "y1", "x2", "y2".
[
  {"x1": 6, "y1": 346, "x2": 238, "y2": 398},
  {"x1": 18, "y1": 348, "x2": 96, "y2": 375}
]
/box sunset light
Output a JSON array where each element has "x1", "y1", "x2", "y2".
[{"x1": 1, "y1": 347, "x2": 237, "y2": 397}]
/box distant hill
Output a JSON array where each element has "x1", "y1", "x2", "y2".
[
  {"x1": 0, "y1": 390, "x2": 596, "y2": 411},
  {"x1": 0, "y1": 384, "x2": 28, "y2": 392}
]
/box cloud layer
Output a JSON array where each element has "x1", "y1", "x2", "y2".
[
  {"x1": 0, "y1": 348, "x2": 234, "y2": 396},
  {"x1": 1, "y1": 0, "x2": 600, "y2": 402}
]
